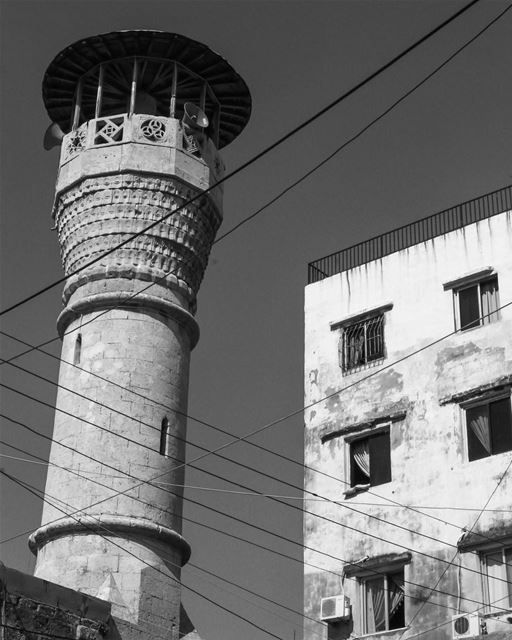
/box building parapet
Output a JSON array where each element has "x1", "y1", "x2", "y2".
[{"x1": 308, "y1": 184, "x2": 512, "y2": 283}]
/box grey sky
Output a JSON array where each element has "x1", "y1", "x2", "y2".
[{"x1": 1, "y1": 1, "x2": 512, "y2": 639}]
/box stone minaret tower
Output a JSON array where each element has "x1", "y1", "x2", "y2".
[{"x1": 28, "y1": 31, "x2": 251, "y2": 640}]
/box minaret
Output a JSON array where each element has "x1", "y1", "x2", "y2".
[{"x1": 28, "y1": 31, "x2": 251, "y2": 640}]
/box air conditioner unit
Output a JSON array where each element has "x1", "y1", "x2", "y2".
[
  {"x1": 320, "y1": 595, "x2": 351, "y2": 622},
  {"x1": 451, "y1": 613, "x2": 484, "y2": 639}
]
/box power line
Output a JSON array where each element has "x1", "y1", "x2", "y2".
[
  {"x1": 0, "y1": 470, "x2": 285, "y2": 640},
  {"x1": 0, "y1": 378, "x2": 493, "y2": 578},
  {"x1": 1, "y1": 327, "x2": 477, "y2": 537},
  {"x1": 1, "y1": 464, "x2": 498, "y2": 622},
  {"x1": 3, "y1": 2, "x2": 507, "y2": 372},
  {"x1": 0, "y1": 443, "x2": 322, "y2": 632},
  {"x1": 0, "y1": 360, "x2": 475, "y2": 553},
  {"x1": 0, "y1": 433, "x2": 339, "y2": 590},
  {"x1": 0, "y1": 0, "x2": 482, "y2": 318},
  {"x1": 5, "y1": 448, "x2": 512, "y2": 514},
  {"x1": 402, "y1": 451, "x2": 512, "y2": 636},
  {"x1": 3, "y1": 414, "x2": 512, "y2": 608},
  {"x1": 4, "y1": 301, "x2": 512, "y2": 558}
]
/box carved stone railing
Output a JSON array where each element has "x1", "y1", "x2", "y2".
[{"x1": 60, "y1": 114, "x2": 224, "y2": 179}]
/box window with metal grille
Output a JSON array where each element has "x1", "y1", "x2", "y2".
[
  {"x1": 466, "y1": 395, "x2": 512, "y2": 462},
  {"x1": 454, "y1": 275, "x2": 499, "y2": 331},
  {"x1": 341, "y1": 314, "x2": 385, "y2": 372}
]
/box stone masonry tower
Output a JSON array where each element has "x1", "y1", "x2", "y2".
[{"x1": 28, "y1": 31, "x2": 251, "y2": 640}]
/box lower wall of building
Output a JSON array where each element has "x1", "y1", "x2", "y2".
[{"x1": 0, "y1": 562, "x2": 116, "y2": 640}]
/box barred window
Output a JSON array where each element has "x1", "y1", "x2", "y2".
[{"x1": 340, "y1": 314, "x2": 385, "y2": 372}]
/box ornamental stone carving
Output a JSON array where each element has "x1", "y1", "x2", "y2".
[{"x1": 54, "y1": 174, "x2": 221, "y2": 310}]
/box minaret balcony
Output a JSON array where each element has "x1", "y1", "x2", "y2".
[{"x1": 56, "y1": 114, "x2": 224, "y2": 212}]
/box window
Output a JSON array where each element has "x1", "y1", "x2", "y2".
[
  {"x1": 466, "y1": 396, "x2": 512, "y2": 461},
  {"x1": 454, "y1": 275, "x2": 499, "y2": 331},
  {"x1": 73, "y1": 333, "x2": 82, "y2": 365},
  {"x1": 160, "y1": 417, "x2": 169, "y2": 456},
  {"x1": 360, "y1": 569, "x2": 405, "y2": 634},
  {"x1": 350, "y1": 430, "x2": 391, "y2": 488},
  {"x1": 481, "y1": 547, "x2": 512, "y2": 613},
  {"x1": 341, "y1": 314, "x2": 385, "y2": 372}
]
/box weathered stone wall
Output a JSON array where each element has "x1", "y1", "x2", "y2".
[
  {"x1": 31, "y1": 118, "x2": 222, "y2": 639},
  {"x1": 304, "y1": 210, "x2": 512, "y2": 639},
  {"x1": 0, "y1": 563, "x2": 114, "y2": 640}
]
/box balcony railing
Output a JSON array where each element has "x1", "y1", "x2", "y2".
[
  {"x1": 308, "y1": 184, "x2": 512, "y2": 284},
  {"x1": 60, "y1": 114, "x2": 223, "y2": 178}
]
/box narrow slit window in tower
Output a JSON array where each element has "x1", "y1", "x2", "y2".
[
  {"x1": 74, "y1": 334, "x2": 82, "y2": 365},
  {"x1": 160, "y1": 417, "x2": 169, "y2": 456}
]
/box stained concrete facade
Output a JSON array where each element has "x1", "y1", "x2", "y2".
[{"x1": 304, "y1": 190, "x2": 512, "y2": 640}]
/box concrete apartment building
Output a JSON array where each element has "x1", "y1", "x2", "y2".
[{"x1": 304, "y1": 186, "x2": 512, "y2": 640}]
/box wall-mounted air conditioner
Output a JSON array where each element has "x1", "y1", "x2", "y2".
[
  {"x1": 320, "y1": 595, "x2": 351, "y2": 622},
  {"x1": 451, "y1": 612, "x2": 484, "y2": 639}
]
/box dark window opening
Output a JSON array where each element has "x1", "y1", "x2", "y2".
[
  {"x1": 341, "y1": 314, "x2": 385, "y2": 372},
  {"x1": 160, "y1": 417, "x2": 169, "y2": 456},
  {"x1": 361, "y1": 569, "x2": 405, "y2": 633},
  {"x1": 467, "y1": 396, "x2": 512, "y2": 461},
  {"x1": 350, "y1": 430, "x2": 391, "y2": 488},
  {"x1": 74, "y1": 334, "x2": 82, "y2": 365},
  {"x1": 456, "y1": 276, "x2": 499, "y2": 331}
]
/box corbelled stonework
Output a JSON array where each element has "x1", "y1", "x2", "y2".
[{"x1": 55, "y1": 172, "x2": 221, "y2": 311}]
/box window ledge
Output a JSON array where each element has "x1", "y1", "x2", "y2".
[
  {"x1": 321, "y1": 411, "x2": 406, "y2": 443},
  {"x1": 344, "y1": 484, "x2": 370, "y2": 498},
  {"x1": 330, "y1": 303, "x2": 393, "y2": 330},
  {"x1": 439, "y1": 375, "x2": 512, "y2": 406},
  {"x1": 443, "y1": 267, "x2": 494, "y2": 290},
  {"x1": 355, "y1": 627, "x2": 409, "y2": 639}
]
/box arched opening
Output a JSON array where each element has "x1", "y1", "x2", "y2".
[
  {"x1": 73, "y1": 334, "x2": 82, "y2": 365},
  {"x1": 160, "y1": 417, "x2": 169, "y2": 456}
]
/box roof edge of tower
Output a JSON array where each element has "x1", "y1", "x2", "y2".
[{"x1": 43, "y1": 30, "x2": 252, "y2": 148}]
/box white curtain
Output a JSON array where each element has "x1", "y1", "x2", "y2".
[
  {"x1": 353, "y1": 439, "x2": 370, "y2": 479},
  {"x1": 469, "y1": 411, "x2": 491, "y2": 454},
  {"x1": 366, "y1": 579, "x2": 386, "y2": 632},
  {"x1": 481, "y1": 279, "x2": 498, "y2": 324},
  {"x1": 486, "y1": 551, "x2": 508, "y2": 613}
]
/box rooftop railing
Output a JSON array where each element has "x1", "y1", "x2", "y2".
[{"x1": 308, "y1": 184, "x2": 512, "y2": 284}]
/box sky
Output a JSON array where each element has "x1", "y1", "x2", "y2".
[{"x1": 1, "y1": 1, "x2": 512, "y2": 639}]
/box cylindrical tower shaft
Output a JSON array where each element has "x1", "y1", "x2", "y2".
[{"x1": 30, "y1": 31, "x2": 251, "y2": 640}]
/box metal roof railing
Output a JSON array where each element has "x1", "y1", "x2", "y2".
[{"x1": 308, "y1": 184, "x2": 512, "y2": 284}]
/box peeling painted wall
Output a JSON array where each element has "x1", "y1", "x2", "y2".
[{"x1": 304, "y1": 211, "x2": 512, "y2": 640}]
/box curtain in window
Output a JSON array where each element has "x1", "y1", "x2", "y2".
[
  {"x1": 366, "y1": 578, "x2": 386, "y2": 633},
  {"x1": 486, "y1": 551, "x2": 509, "y2": 613},
  {"x1": 469, "y1": 409, "x2": 491, "y2": 454},
  {"x1": 352, "y1": 439, "x2": 370, "y2": 479},
  {"x1": 388, "y1": 573, "x2": 405, "y2": 616},
  {"x1": 480, "y1": 279, "x2": 498, "y2": 324}
]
